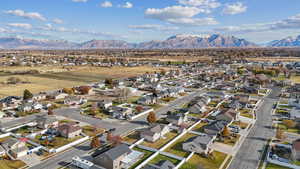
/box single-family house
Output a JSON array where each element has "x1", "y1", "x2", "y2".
[
  {"x1": 166, "y1": 113, "x2": 187, "y2": 126},
  {"x1": 58, "y1": 122, "x2": 82, "y2": 138},
  {"x1": 35, "y1": 115, "x2": 58, "y2": 129},
  {"x1": 1, "y1": 137, "x2": 28, "y2": 159},
  {"x1": 46, "y1": 91, "x2": 68, "y2": 100},
  {"x1": 140, "y1": 124, "x2": 170, "y2": 142},
  {"x1": 93, "y1": 144, "x2": 132, "y2": 169},
  {"x1": 137, "y1": 95, "x2": 157, "y2": 105},
  {"x1": 64, "y1": 96, "x2": 86, "y2": 105},
  {"x1": 292, "y1": 139, "x2": 300, "y2": 161},
  {"x1": 216, "y1": 109, "x2": 239, "y2": 124},
  {"x1": 143, "y1": 160, "x2": 176, "y2": 169},
  {"x1": 182, "y1": 134, "x2": 215, "y2": 155},
  {"x1": 98, "y1": 100, "x2": 113, "y2": 109},
  {"x1": 108, "y1": 106, "x2": 133, "y2": 119},
  {"x1": 203, "y1": 120, "x2": 227, "y2": 135}
]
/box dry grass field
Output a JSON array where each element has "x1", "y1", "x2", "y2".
[
  {"x1": 0, "y1": 66, "x2": 166, "y2": 97},
  {"x1": 246, "y1": 57, "x2": 300, "y2": 62}
]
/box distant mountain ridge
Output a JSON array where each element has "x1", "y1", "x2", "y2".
[
  {"x1": 0, "y1": 34, "x2": 299, "y2": 49},
  {"x1": 268, "y1": 35, "x2": 300, "y2": 47}
]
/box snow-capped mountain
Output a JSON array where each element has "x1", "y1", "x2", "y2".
[
  {"x1": 268, "y1": 35, "x2": 300, "y2": 47},
  {"x1": 0, "y1": 34, "x2": 257, "y2": 49}
]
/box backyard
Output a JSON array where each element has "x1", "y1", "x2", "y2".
[{"x1": 164, "y1": 133, "x2": 198, "y2": 157}]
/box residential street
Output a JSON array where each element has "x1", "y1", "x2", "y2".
[
  {"x1": 228, "y1": 87, "x2": 281, "y2": 169},
  {"x1": 28, "y1": 89, "x2": 206, "y2": 169}
]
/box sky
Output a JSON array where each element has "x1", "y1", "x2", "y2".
[{"x1": 1, "y1": 0, "x2": 300, "y2": 43}]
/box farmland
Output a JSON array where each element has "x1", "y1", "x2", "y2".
[{"x1": 0, "y1": 66, "x2": 166, "y2": 97}]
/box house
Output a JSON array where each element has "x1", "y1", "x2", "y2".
[
  {"x1": 58, "y1": 122, "x2": 82, "y2": 138},
  {"x1": 75, "y1": 86, "x2": 95, "y2": 95},
  {"x1": 98, "y1": 100, "x2": 113, "y2": 109},
  {"x1": 32, "y1": 93, "x2": 47, "y2": 101},
  {"x1": 140, "y1": 124, "x2": 170, "y2": 142},
  {"x1": 35, "y1": 115, "x2": 58, "y2": 129},
  {"x1": 0, "y1": 96, "x2": 22, "y2": 110},
  {"x1": 1, "y1": 137, "x2": 28, "y2": 159},
  {"x1": 143, "y1": 160, "x2": 176, "y2": 169},
  {"x1": 215, "y1": 109, "x2": 239, "y2": 124},
  {"x1": 203, "y1": 120, "x2": 227, "y2": 135},
  {"x1": 206, "y1": 91, "x2": 227, "y2": 99},
  {"x1": 93, "y1": 144, "x2": 132, "y2": 169},
  {"x1": 46, "y1": 91, "x2": 68, "y2": 100},
  {"x1": 182, "y1": 134, "x2": 215, "y2": 155},
  {"x1": 289, "y1": 99, "x2": 300, "y2": 109},
  {"x1": 137, "y1": 95, "x2": 157, "y2": 105},
  {"x1": 292, "y1": 139, "x2": 300, "y2": 161},
  {"x1": 64, "y1": 96, "x2": 86, "y2": 105},
  {"x1": 189, "y1": 101, "x2": 207, "y2": 114},
  {"x1": 18, "y1": 102, "x2": 33, "y2": 112},
  {"x1": 166, "y1": 113, "x2": 187, "y2": 126},
  {"x1": 289, "y1": 108, "x2": 300, "y2": 121},
  {"x1": 108, "y1": 106, "x2": 133, "y2": 119}
]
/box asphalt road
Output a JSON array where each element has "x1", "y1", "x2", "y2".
[
  {"x1": 228, "y1": 87, "x2": 281, "y2": 169},
  {"x1": 28, "y1": 89, "x2": 206, "y2": 169}
]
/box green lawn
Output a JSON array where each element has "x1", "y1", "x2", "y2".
[
  {"x1": 180, "y1": 151, "x2": 227, "y2": 169},
  {"x1": 265, "y1": 163, "x2": 291, "y2": 169},
  {"x1": 278, "y1": 123, "x2": 300, "y2": 134},
  {"x1": 0, "y1": 159, "x2": 26, "y2": 169},
  {"x1": 34, "y1": 135, "x2": 84, "y2": 149},
  {"x1": 240, "y1": 112, "x2": 254, "y2": 119},
  {"x1": 141, "y1": 131, "x2": 178, "y2": 149},
  {"x1": 192, "y1": 122, "x2": 208, "y2": 132},
  {"x1": 150, "y1": 154, "x2": 181, "y2": 165},
  {"x1": 129, "y1": 147, "x2": 154, "y2": 169},
  {"x1": 164, "y1": 133, "x2": 197, "y2": 157}
]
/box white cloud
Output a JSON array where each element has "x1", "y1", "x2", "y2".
[
  {"x1": 178, "y1": 0, "x2": 220, "y2": 8},
  {"x1": 223, "y1": 2, "x2": 247, "y2": 15},
  {"x1": 214, "y1": 13, "x2": 300, "y2": 34},
  {"x1": 72, "y1": 0, "x2": 88, "y2": 2},
  {"x1": 145, "y1": 6, "x2": 218, "y2": 26},
  {"x1": 100, "y1": 1, "x2": 113, "y2": 8},
  {"x1": 4, "y1": 9, "x2": 46, "y2": 21},
  {"x1": 128, "y1": 24, "x2": 179, "y2": 31},
  {"x1": 53, "y1": 18, "x2": 64, "y2": 24},
  {"x1": 7, "y1": 23, "x2": 32, "y2": 29},
  {"x1": 121, "y1": 2, "x2": 133, "y2": 8}
]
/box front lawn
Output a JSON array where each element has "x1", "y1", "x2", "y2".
[
  {"x1": 0, "y1": 159, "x2": 26, "y2": 169},
  {"x1": 180, "y1": 151, "x2": 227, "y2": 169},
  {"x1": 278, "y1": 123, "x2": 300, "y2": 134},
  {"x1": 34, "y1": 135, "x2": 84, "y2": 149},
  {"x1": 123, "y1": 131, "x2": 140, "y2": 144},
  {"x1": 240, "y1": 112, "x2": 254, "y2": 119},
  {"x1": 232, "y1": 121, "x2": 249, "y2": 129},
  {"x1": 141, "y1": 131, "x2": 178, "y2": 149},
  {"x1": 150, "y1": 154, "x2": 181, "y2": 165},
  {"x1": 164, "y1": 133, "x2": 197, "y2": 157},
  {"x1": 192, "y1": 122, "x2": 208, "y2": 132},
  {"x1": 216, "y1": 134, "x2": 240, "y2": 146},
  {"x1": 265, "y1": 163, "x2": 290, "y2": 169},
  {"x1": 82, "y1": 125, "x2": 105, "y2": 137}
]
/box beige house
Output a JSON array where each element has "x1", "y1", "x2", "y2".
[
  {"x1": 140, "y1": 124, "x2": 170, "y2": 142},
  {"x1": 93, "y1": 144, "x2": 132, "y2": 169},
  {"x1": 1, "y1": 137, "x2": 28, "y2": 159},
  {"x1": 58, "y1": 122, "x2": 82, "y2": 138}
]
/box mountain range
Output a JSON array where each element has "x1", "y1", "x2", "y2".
[{"x1": 0, "y1": 34, "x2": 299, "y2": 49}]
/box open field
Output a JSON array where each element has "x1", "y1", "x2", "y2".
[
  {"x1": 0, "y1": 66, "x2": 165, "y2": 97},
  {"x1": 245, "y1": 57, "x2": 300, "y2": 62},
  {"x1": 0, "y1": 159, "x2": 26, "y2": 169}
]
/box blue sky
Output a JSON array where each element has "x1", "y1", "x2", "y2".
[{"x1": 1, "y1": 0, "x2": 300, "y2": 43}]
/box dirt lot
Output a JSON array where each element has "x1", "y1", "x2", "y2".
[{"x1": 0, "y1": 66, "x2": 166, "y2": 97}]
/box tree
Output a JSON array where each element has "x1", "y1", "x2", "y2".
[
  {"x1": 78, "y1": 86, "x2": 92, "y2": 95},
  {"x1": 136, "y1": 106, "x2": 144, "y2": 113},
  {"x1": 62, "y1": 88, "x2": 74, "y2": 95},
  {"x1": 147, "y1": 112, "x2": 157, "y2": 124},
  {"x1": 107, "y1": 132, "x2": 113, "y2": 142},
  {"x1": 105, "y1": 78, "x2": 113, "y2": 86},
  {"x1": 7, "y1": 77, "x2": 22, "y2": 84},
  {"x1": 222, "y1": 126, "x2": 230, "y2": 137},
  {"x1": 48, "y1": 109, "x2": 54, "y2": 115},
  {"x1": 90, "y1": 136, "x2": 101, "y2": 148},
  {"x1": 23, "y1": 89, "x2": 33, "y2": 100},
  {"x1": 283, "y1": 120, "x2": 296, "y2": 129}
]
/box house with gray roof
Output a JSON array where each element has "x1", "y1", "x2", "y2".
[
  {"x1": 93, "y1": 144, "x2": 132, "y2": 169},
  {"x1": 35, "y1": 115, "x2": 58, "y2": 129},
  {"x1": 140, "y1": 124, "x2": 170, "y2": 142},
  {"x1": 143, "y1": 160, "x2": 175, "y2": 169},
  {"x1": 182, "y1": 134, "x2": 215, "y2": 155},
  {"x1": 203, "y1": 120, "x2": 227, "y2": 135}
]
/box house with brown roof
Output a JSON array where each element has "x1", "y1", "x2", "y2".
[
  {"x1": 216, "y1": 109, "x2": 240, "y2": 124},
  {"x1": 57, "y1": 122, "x2": 82, "y2": 138}
]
